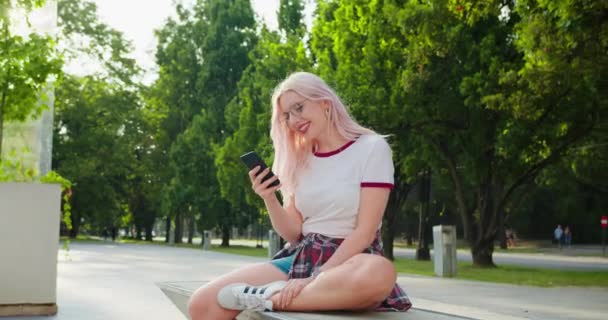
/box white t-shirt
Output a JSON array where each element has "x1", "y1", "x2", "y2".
[{"x1": 294, "y1": 134, "x2": 394, "y2": 238}]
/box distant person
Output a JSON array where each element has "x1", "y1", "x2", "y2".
[
  {"x1": 111, "y1": 226, "x2": 117, "y2": 242},
  {"x1": 554, "y1": 224, "x2": 563, "y2": 249},
  {"x1": 102, "y1": 227, "x2": 109, "y2": 241},
  {"x1": 564, "y1": 226, "x2": 572, "y2": 248},
  {"x1": 187, "y1": 72, "x2": 411, "y2": 319},
  {"x1": 506, "y1": 228, "x2": 517, "y2": 247}
]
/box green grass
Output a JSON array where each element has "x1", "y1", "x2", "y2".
[
  {"x1": 393, "y1": 258, "x2": 608, "y2": 287},
  {"x1": 393, "y1": 258, "x2": 436, "y2": 276},
  {"x1": 60, "y1": 235, "x2": 102, "y2": 242},
  {"x1": 395, "y1": 241, "x2": 548, "y2": 254},
  {"x1": 209, "y1": 245, "x2": 268, "y2": 258}
]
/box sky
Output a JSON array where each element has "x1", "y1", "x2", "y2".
[{"x1": 90, "y1": 0, "x2": 314, "y2": 84}]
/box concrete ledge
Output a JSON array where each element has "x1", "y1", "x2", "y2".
[
  {"x1": 0, "y1": 303, "x2": 58, "y2": 317},
  {"x1": 157, "y1": 281, "x2": 472, "y2": 320}
]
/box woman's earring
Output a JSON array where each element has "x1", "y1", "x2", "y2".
[{"x1": 325, "y1": 108, "x2": 330, "y2": 119}]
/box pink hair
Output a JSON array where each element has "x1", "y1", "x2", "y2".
[{"x1": 270, "y1": 72, "x2": 376, "y2": 197}]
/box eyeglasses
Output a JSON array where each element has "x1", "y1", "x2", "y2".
[{"x1": 281, "y1": 100, "x2": 307, "y2": 123}]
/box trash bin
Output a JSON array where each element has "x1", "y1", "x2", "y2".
[
  {"x1": 202, "y1": 230, "x2": 211, "y2": 250},
  {"x1": 268, "y1": 230, "x2": 281, "y2": 258},
  {"x1": 432, "y1": 225, "x2": 457, "y2": 277}
]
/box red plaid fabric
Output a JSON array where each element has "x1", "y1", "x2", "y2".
[{"x1": 271, "y1": 232, "x2": 412, "y2": 312}]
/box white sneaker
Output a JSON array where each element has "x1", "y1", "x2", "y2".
[{"x1": 217, "y1": 281, "x2": 287, "y2": 311}]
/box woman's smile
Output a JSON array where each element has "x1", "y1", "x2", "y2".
[{"x1": 296, "y1": 121, "x2": 311, "y2": 134}]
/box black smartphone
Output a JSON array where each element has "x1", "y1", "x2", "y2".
[{"x1": 240, "y1": 151, "x2": 280, "y2": 188}]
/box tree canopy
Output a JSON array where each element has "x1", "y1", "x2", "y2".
[
  {"x1": 6, "y1": 0, "x2": 606, "y2": 266},
  {"x1": 0, "y1": 0, "x2": 62, "y2": 158}
]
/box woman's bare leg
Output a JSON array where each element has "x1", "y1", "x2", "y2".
[
  {"x1": 270, "y1": 253, "x2": 396, "y2": 311},
  {"x1": 188, "y1": 262, "x2": 288, "y2": 320}
]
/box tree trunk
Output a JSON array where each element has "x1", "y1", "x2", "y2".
[
  {"x1": 472, "y1": 239, "x2": 495, "y2": 266},
  {"x1": 143, "y1": 208, "x2": 155, "y2": 242},
  {"x1": 382, "y1": 167, "x2": 410, "y2": 260},
  {"x1": 145, "y1": 224, "x2": 153, "y2": 241},
  {"x1": 165, "y1": 216, "x2": 171, "y2": 243},
  {"x1": 416, "y1": 169, "x2": 431, "y2": 260},
  {"x1": 174, "y1": 213, "x2": 183, "y2": 244},
  {"x1": 381, "y1": 225, "x2": 395, "y2": 261},
  {"x1": 221, "y1": 224, "x2": 230, "y2": 247},
  {"x1": 498, "y1": 210, "x2": 507, "y2": 250},
  {"x1": 471, "y1": 184, "x2": 500, "y2": 267},
  {"x1": 69, "y1": 211, "x2": 80, "y2": 238},
  {"x1": 434, "y1": 141, "x2": 473, "y2": 241},
  {"x1": 188, "y1": 216, "x2": 194, "y2": 244},
  {"x1": 416, "y1": 203, "x2": 430, "y2": 260}
]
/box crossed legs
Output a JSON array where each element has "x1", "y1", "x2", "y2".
[{"x1": 188, "y1": 253, "x2": 396, "y2": 319}]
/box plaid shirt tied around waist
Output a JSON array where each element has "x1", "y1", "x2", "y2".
[{"x1": 271, "y1": 232, "x2": 412, "y2": 312}]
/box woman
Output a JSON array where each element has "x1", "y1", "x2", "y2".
[
  {"x1": 188, "y1": 72, "x2": 411, "y2": 320},
  {"x1": 564, "y1": 226, "x2": 572, "y2": 248}
]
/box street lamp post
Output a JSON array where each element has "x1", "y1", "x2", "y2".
[{"x1": 601, "y1": 216, "x2": 607, "y2": 256}]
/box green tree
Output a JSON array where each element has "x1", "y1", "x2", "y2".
[
  {"x1": 0, "y1": 0, "x2": 62, "y2": 158},
  {"x1": 149, "y1": 3, "x2": 205, "y2": 242},
  {"x1": 216, "y1": 0, "x2": 311, "y2": 241},
  {"x1": 278, "y1": 0, "x2": 305, "y2": 38},
  {"x1": 53, "y1": 0, "x2": 145, "y2": 236},
  {"x1": 152, "y1": 4, "x2": 203, "y2": 140},
  {"x1": 384, "y1": 0, "x2": 605, "y2": 266},
  {"x1": 511, "y1": 0, "x2": 608, "y2": 244},
  {"x1": 53, "y1": 76, "x2": 140, "y2": 236},
  {"x1": 58, "y1": 0, "x2": 140, "y2": 86},
  {"x1": 310, "y1": 0, "x2": 423, "y2": 260},
  {"x1": 165, "y1": 0, "x2": 257, "y2": 245},
  {"x1": 513, "y1": 159, "x2": 608, "y2": 244},
  {"x1": 123, "y1": 89, "x2": 162, "y2": 241}
]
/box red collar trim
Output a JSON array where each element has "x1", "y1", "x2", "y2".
[{"x1": 314, "y1": 140, "x2": 356, "y2": 157}]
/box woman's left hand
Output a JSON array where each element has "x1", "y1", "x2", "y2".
[{"x1": 276, "y1": 277, "x2": 314, "y2": 310}]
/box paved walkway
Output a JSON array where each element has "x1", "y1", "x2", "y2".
[{"x1": 4, "y1": 242, "x2": 608, "y2": 320}]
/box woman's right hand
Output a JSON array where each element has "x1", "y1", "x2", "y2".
[{"x1": 248, "y1": 166, "x2": 281, "y2": 200}]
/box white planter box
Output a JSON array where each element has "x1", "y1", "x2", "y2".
[{"x1": 0, "y1": 182, "x2": 61, "y2": 316}]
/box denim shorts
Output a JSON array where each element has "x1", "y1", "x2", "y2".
[{"x1": 270, "y1": 253, "x2": 295, "y2": 274}]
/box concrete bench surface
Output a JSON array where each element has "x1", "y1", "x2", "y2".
[{"x1": 157, "y1": 281, "x2": 471, "y2": 320}]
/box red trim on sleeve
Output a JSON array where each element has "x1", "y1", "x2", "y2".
[{"x1": 361, "y1": 182, "x2": 394, "y2": 189}]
